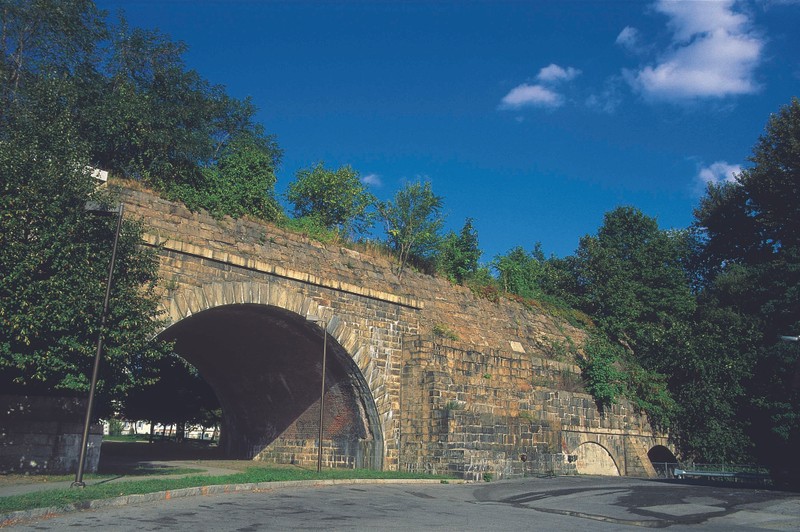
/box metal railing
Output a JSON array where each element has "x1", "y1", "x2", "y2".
[
  {"x1": 651, "y1": 462, "x2": 679, "y2": 479},
  {"x1": 652, "y1": 462, "x2": 771, "y2": 485}
]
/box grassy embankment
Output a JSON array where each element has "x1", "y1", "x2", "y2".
[{"x1": 0, "y1": 465, "x2": 449, "y2": 514}]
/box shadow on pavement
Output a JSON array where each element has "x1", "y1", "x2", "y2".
[{"x1": 98, "y1": 440, "x2": 225, "y2": 475}]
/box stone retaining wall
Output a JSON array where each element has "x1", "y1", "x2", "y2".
[
  {"x1": 0, "y1": 395, "x2": 102, "y2": 474},
  {"x1": 115, "y1": 186, "x2": 669, "y2": 478}
]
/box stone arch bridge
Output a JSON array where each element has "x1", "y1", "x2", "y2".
[{"x1": 121, "y1": 187, "x2": 673, "y2": 479}]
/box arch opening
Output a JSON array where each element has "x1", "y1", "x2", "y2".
[
  {"x1": 158, "y1": 303, "x2": 384, "y2": 469},
  {"x1": 648, "y1": 445, "x2": 678, "y2": 478},
  {"x1": 574, "y1": 442, "x2": 620, "y2": 476}
]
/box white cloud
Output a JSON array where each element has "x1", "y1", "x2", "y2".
[
  {"x1": 615, "y1": 26, "x2": 641, "y2": 52},
  {"x1": 697, "y1": 161, "x2": 741, "y2": 189},
  {"x1": 628, "y1": 0, "x2": 763, "y2": 101},
  {"x1": 361, "y1": 173, "x2": 382, "y2": 187},
  {"x1": 537, "y1": 64, "x2": 581, "y2": 83},
  {"x1": 500, "y1": 84, "x2": 563, "y2": 109},
  {"x1": 499, "y1": 63, "x2": 580, "y2": 110}
]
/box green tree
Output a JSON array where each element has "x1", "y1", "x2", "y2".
[
  {"x1": 577, "y1": 335, "x2": 627, "y2": 409},
  {"x1": 576, "y1": 333, "x2": 675, "y2": 431},
  {"x1": 73, "y1": 16, "x2": 282, "y2": 221},
  {"x1": 666, "y1": 297, "x2": 759, "y2": 463},
  {"x1": 0, "y1": 0, "x2": 105, "y2": 123},
  {"x1": 171, "y1": 132, "x2": 282, "y2": 221},
  {"x1": 437, "y1": 218, "x2": 481, "y2": 284},
  {"x1": 554, "y1": 207, "x2": 696, "y2": 432},
  {"x1": 694, "y1": 98, "x2": 800, "y2": 483},
  {"x1": 286, "y1": 162, "x2": 376, "y2": 237},
  {"x1": 123, "y1": 354, "x2": 220, "y2": 438},
  {"x1": 0, "y1": 77, "x2": 167, "y2": 416},
  {"x1": 570, "y1": 207, "x2": 695, "y2": 358},
  {"x1": 1, "y1": 0, "x2": 288, "y2": 422},
  {"x1": 378, "y1": 181, "x2": 445, "y2": 279},
  {"x1": 492, "y1": 244, "x2": 548, "y2": 299}
]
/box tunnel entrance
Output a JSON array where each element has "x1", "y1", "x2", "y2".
[{"x1": 158, "y1": 304, "x2": 384, "y2": 470}]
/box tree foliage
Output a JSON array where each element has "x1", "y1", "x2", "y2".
[
  {"x1": 123, "y1": 355, "x2": 220, "y2": 430},
  {"x1": 568, "y1": 207, "x2": 696, "y2": 353},
  {"x1": 693, "y1": 98, "x2": 800, "y2": 481},
  {"x1": 1, "y1": 2, "x2": 283, "y2": 222},
  {"x1": 492, "y1": 244, "x2": 549, "y2": 299},
  {"x1": 0, "y1": 0, "x2": 105, "y2": 123},
  {"x1": 550, "y1": 207, "x2": 695, "y2": 433},
  {"x1": 437, "y1": 218, "x2": 481, "y2": 284},
  {"x1": 0, "y1": 76, "x2": 168, "y2": 415},
  {"x1": 379, "y1": 181, "x2": 445, "y2": 278},
  {"x1": 0, "y1": 0, "x2": 287, "y2": 420},
  {"x1": 171, "y1": 132, "x2": 282, "y2": 221},
  {"x1": 577, "y1": 336, "x2": 627, "y2": 409},
  {"x1": 286, "y1": 162, "x2": 376, "y2": 237}
]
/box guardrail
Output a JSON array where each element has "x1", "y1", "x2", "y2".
[
  {"x1": 673, "y1": 468, "x2": 771, "y2": 484},
  {"x1": 674, "y1": 468, "x2": 734, "y2": 479},
  {"x1": 651, "y1": 462, "x2": 679, "y2": 479},
  {"x1": 650, "y1": 463, "x2": 771, "y2": 485}
]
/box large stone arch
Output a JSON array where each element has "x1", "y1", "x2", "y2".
[{"x1": 157, "y1": 280, "x2": 387, "y2": 469}]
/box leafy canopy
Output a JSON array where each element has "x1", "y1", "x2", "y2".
[
  {"x1": 437, "y1": 218, "x2": 481, "y2": 284},
  {"x1": 1, "y1": 1, "x2": 283, "y2": 222},
  {"x1": 693, "y1": 98, "x2": 800, "y2": 478},
  {"x1": 549, "y1": 207, "x2": 694, "y2": 432},
  {"x1": 0, "y1": 75, "x2": 168, "y2": 415},
  {"x1": 379, "y1": 181, "x2": 445, "y2": 278},
  {"x1": 492, "y1": 244, "x2": 550, "y2": 300},
  {"x1": 170, "y1": 132, "x2": 282, "y2": 221},
  {"x1": 286, "y1": 162, "x2": 376, "y2": 237}
]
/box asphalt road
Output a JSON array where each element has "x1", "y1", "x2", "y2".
[{"x1": 5, "y1": 476, "x2": 799, "y2": 531}]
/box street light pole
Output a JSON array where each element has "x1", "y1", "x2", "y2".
[
  {"x1": 72, "y1": 203, "x2": 124, "y2": 488},
  {"x1": 307, "y1": 316, "x2": 328, "y2": 473}
]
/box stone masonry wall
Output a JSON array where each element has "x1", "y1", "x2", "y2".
[
  {"x1": 117, "y1": 187, "x2": 584, "y2": 356},
  {"x1": 154, "y1": 248, "x2": 412, "y2": 469},
  {"x1": 117, "y1": 186, "x2": 666, "y2": 477},
  {"x1": 399, "y1": 337, "x2": 659, "y2": 479},
  {"x1": 0, "y1": 395, "x2": 102, "y2": 474}
]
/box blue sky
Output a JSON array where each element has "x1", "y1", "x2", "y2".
[{"x1": 96, "y1": 0, "x2": 799, "y2": 260}]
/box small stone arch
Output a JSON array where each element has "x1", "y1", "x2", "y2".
[
  {"x1": 648, "y1": 444, "x2": 678, "y2": 478},
  {"x1": 574, "y1": 441, "x2": 621, "y2": 476},
  {"x1": 157, "y1": 280, "x2": 386, "y2": 469}
]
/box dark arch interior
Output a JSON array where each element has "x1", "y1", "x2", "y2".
[
  {"x1": 158, "y1": 304, "x2": 383, "y2": 469},
  {"x1": 648, "y1": 445, "x2": 678, "y2": 477},
  {"x1": 648, "y1": 445, "x2": 677, "y2": 464}
]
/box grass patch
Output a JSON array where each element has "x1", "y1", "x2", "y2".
[
  {"x1": 102, "y1": 434, "x2": 150, "y2": 443},
  {"x1": 0, "y1": 467, "x2": 450, "y2": 514},
  {"x1": 0, "y1": 466, "x2": 202, "y2": 487},
  {"x1": 432, "y1": 323, "x2": 458, "y2": 341}
]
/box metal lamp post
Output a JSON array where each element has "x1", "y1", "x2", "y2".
[
  {"x1": 307, "y1": 316, "x2": 328, "y2": 473},
  {"x1": 72, "y1": 203, "x2": 124, "y2": 488}
]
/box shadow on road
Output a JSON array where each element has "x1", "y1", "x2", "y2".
[{"x1": 98, "y1": 440, "x2": 226, "y2": 475}]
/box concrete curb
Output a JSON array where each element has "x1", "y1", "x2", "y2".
[{"x1": 1, "y1": 478, "x2": 457, "y2": 527}]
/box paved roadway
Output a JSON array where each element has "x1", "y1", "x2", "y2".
[{"x1": 5, "y1": 476, "x2": 799, "y2": 531}]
